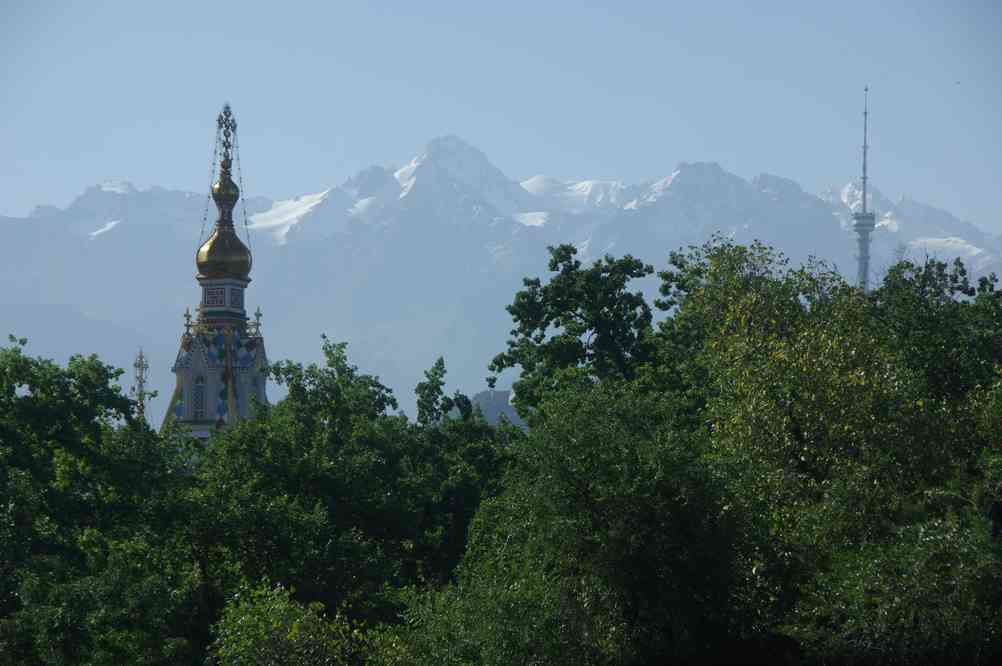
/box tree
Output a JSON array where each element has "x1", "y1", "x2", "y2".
[
  {"x1": 791, "y1": 518, "x2": 1002, "y2": 664},
  {"x1": 211, "y1": 583, "x2": 371, "y2": 666},
  {"x1": 1, "y1": 335, "x2": 510, "y2": 663},
  {"x1": 0, "y1": 339, "x2": 204, "y2": 664},
  {"x1": 400, "y1": 380, "x2": 743, "y2": 665},
  {"x1": 488, "y1": 244, "x2": 655, "y2": 417},
  {"x1": 872, "y1": 257, "x2": 1002, "y2": 400},
  {"x1": 679, "y1": 244, "x2": 1002, "y2": 660},
  {"x1": 193, "y1": 338, "x2": 512, "y2": 631},
  {"x1": 415, "y1": 357, "x2": 450, "y2": 425}
]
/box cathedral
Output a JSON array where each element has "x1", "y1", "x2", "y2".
[{"x1": 162, "y1": 104, "x2": 268, "y2": 438}]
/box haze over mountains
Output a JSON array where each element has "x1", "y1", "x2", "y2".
[{"x1": 3, "y1": 135, "x2": 999, "y2": 424}]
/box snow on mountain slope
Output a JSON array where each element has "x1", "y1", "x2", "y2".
[
  {"x1": 636, "y1": 169, "x2": 681, "y2": 205},
  {"x1": 823, "y1": 183, "x2": 999, "y2": 273},
  {"x1": 89, "y1": 220, "x2": 120, "y2": 239},
  {"x1": 3, "y1": 135, "x2": 999, "y2": 428},
  {"x1": 894, "y1": 196, "x2": 992, "y2": 244},
  {"x1": 99, "y1": 180, "x2": 137, "y2": 195},
  {"x1": 908, "y1": 237, "x2": 994, "y2": 272},
  {"x1": 250, "y1": 189, "x2": 331, "y2": 243},
  {"x1": 394, "y1": 135, "x2": 536, "y2": 217},
  {"x1": 520, "y1": 175, "x2": 565, "y2": 196},
  {"x1": 515, "y1": 211, "x2": 550, "y2": 227},
  {"x1": 583, "y1": 162, "x2": 856, "y2": 270},
  {"x1": 643, "y1": 162, "x2": 749, "y2": 202},
  {"x1": 830, "y1": 180, "x2": 896, "y2": 216},
  {"x1": 561, "y1": 178, "x2": 628, "y2": 210},
  {"x1": 520, "y1": 175, "x2": 632, "y2": 212}
]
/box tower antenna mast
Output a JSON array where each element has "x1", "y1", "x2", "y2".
[
  {"x1": 852, "y1": 86, "x2": 876, "y2": 291},
  {"x1": 861, "y1": 85, "x2": 869, "y2": 216}
]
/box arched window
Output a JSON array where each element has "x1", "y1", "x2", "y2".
[{"x1": 193, "y1": 376, "x2": 206, "y2": 420}]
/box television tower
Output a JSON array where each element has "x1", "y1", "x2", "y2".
[{"x1": 852, "y1": 86, "x2": 876, "y2": 291}]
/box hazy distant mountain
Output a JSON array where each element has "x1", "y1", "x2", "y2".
[{"x1": 4, "y1": 136, "x2": 998, "y2": 425}]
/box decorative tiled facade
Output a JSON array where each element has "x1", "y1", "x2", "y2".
[
  {"x1": 166, "y1": 320, "x2": 268, "y2": 435},
  {"x1": 230, "y1": 287, "x2": 244, "y2": 309},
  {"x1": 204, "y1": 287, "x2": 226, "y2": 308},
  {"x1": 165, "y1": 243, "x2": 268, "y2": 435}
]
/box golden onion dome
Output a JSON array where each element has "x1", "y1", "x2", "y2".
[
  {"x1": 196, "y1": 224, "x2": 252, "y2": 280},
  {"x1": 196, "y1": 106, "x2": 252, "y2": 281},
  {"x1": 197, "y1": 166, "x2": 252, "y2": 280}
]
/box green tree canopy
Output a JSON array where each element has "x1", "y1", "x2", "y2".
[{"x1": 488, "y1": 244, "x2": 655, "y2": 417}]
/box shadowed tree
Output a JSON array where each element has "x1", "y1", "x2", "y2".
[{"x1": 488, "y1": 244, "x2": 655, "y2": 419}]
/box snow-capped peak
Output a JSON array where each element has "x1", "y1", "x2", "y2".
[
  {"x1": 634, "y1": 162, "x2": 739, "y2": 206},
  {"x1": 568, "y1": 180, "x2": 628, "y2": 207},
  {"x1": 836, "y1": 180, "x2": 891, "y2": 215},
  {"x1": 99, "y1": 179, "x2": 137, "y2": 194},
  {"x1": 393, "y1": 135, "x2": 534, "y2": 216},
  {"x1": 668, "y1": 161, "x2": 736, "y2": 186},
  {"x1": 400, "y1": 135, "x2": 506, "y2": 191},
  {"x1": 424, "y1": 135, "x2": 492, "y2": 164}
]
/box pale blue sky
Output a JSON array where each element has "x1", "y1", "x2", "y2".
[{"x1": 3, "y1": 1, "x2": 1000, "y2": 231}]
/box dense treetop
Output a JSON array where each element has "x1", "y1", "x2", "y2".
[{"x1": 3, "y1": 239, "x2": 1001, "y2": 665}]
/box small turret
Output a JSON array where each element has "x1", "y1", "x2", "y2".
[{"x1": 131, "y1": 348, "x2": 150, "y2": 421}]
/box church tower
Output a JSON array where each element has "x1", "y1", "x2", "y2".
[{"x1": 163, "y1": 104, "x2": 268, "y2": 438}]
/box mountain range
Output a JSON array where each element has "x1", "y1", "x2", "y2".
[{"x1": 3, "y1": 135, "x2": 998, "y2": 424}]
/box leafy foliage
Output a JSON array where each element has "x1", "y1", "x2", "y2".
[
  {"x1": 211, "y1": 583, "x2": 370, "y2": 666},
  {"x1": 488, "y1": 244, "x2": 655, "y2": 417},
  {"x1": 4, "y1": 240, "x2": 1002, "y2": 665},
  {"x1": 0, "y1": 337, "x2": 510, "y2": 664},
  {"x1": 400, "y1": 381, "x2": 740, "y2": 665}
]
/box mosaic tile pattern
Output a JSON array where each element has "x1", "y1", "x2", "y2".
[
  {"x1": 203, "y1": 287, "x2": 225, "y2": 307},
  {"x1": 229, "y1": 287, "x2": 244, "y2": 309}
]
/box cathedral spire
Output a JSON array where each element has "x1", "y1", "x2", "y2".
[
  {"x1": 212, "y1": 104, "x2": 239, "y2": 226},
  {"x1": 164, "y1": 103, "x2": 269, "y2": 438},
  {"x1": 197, "y1": 104, "x2": 252, "y2": 283}
]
